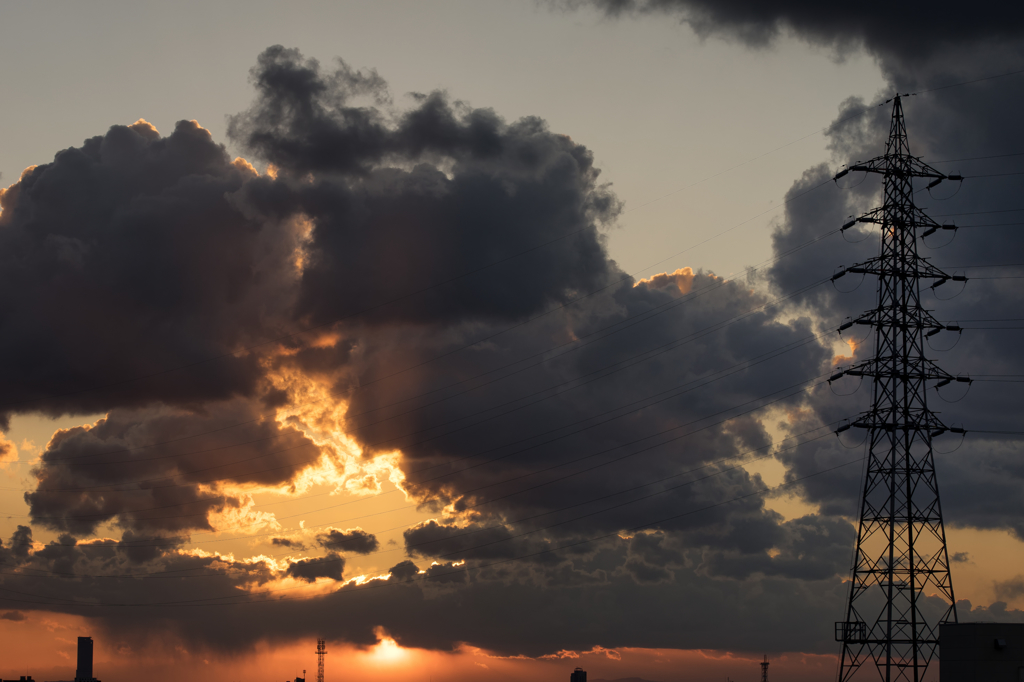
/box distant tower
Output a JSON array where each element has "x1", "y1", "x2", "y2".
[
  {"x1": 570, "y1": 667, "x2": 586, "y2": 682},
  {"x1": 760, "y1": 655, "x2": 769, "y2": 682},
  {"x1": 316, "y1": 639, "x2": 327, "y2": 682},
  {"x1": 75, "y1": 637, "x2": 94, "y2": 682}
]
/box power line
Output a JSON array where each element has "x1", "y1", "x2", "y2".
[
  {"x1": 966, "y1": 171, "x2": 1024, "y2": 178},
  {"x1": 929, "y1": 208, "x2": 1024, "y2": 217},
  {"x1": 929, "y1": 152, "x2": 1024, "y2": 164},
  {"x1": 954, "y1": 222, "x2": 1024, "y2": 228},
  {"x1": 911, "y1": 67, "x2": 1024, "y2": 94}
]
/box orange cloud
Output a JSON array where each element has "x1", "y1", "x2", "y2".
[
  {"x1": 128, "y1": 119, "x2": 160, "y2": 139},
  {"x1": 634, "y1": 266, "x2": 696, "y2": 295},
  {"x1": 0, "y1": 432, "x2": 17, "y2": 471}
]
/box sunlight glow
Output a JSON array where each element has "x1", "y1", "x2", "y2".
[{"x1": 369, "y1": 631, "x2": 408, "y2": 665}]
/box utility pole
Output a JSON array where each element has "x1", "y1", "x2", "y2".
[
  {"x1": 830, "y1": 94, "x2": 965, "y2": 681},
  {"x1": 316, "y1": 638, "x2": 327, "y2": 682},
  {"x1": 760, "y1": 654, "x2": 769, "y2": 682}
]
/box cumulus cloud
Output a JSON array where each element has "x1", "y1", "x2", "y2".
[
  {"x1": 229, "y1": 45, "x2": 619, "y2": 329},
  {"x1": 314, "y1": 528, "x2": 379, "y2": 554},
  {"x1": 995, "y1": 576, "x2": 1024, "y2": 602},
  {"x1": 387, "y1": 559, "x2": 420, "y2": 582},
  {"x1": 285, "y1": 553, "x2": 344, "y2": 583},
  {"x1": 0, "y1": 119, "x2": 298, "y2": 428},
  {"x1": 25, "y1": 399, "x2": 317, "y2": 537}
]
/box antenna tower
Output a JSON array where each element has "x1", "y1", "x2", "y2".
[
  {"x1": 316, "y1": 638, "x2": 327, "y2": 682},
  {"x1": 830, "y1": 95, "x2": 965, "y2": 681},
  {"x1": 760, "y1": 654, "x2": 769, "y2": 682}
]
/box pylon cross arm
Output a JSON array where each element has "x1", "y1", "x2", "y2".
[{"x1": 836, "y1": 155, "x2": 949, "y2": 180}]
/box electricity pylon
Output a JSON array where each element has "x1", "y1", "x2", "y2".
[{"x1": 829, "y1": 94, "x2": 967, "y2": 682}]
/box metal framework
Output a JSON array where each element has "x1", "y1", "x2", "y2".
[
  {"x1": 761, "y1": 655, "x2": 770, "y2": 682},
  {"x1": 829, "y1": 95, "x2": 967, "y2": 682},
  {"x1": 316, "y1": 638, "x2": 327, "y2": 682}
]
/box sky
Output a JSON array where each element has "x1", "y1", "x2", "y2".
[{"x1": 1, "y1": 2, "x2": 1023, "y2": 681}]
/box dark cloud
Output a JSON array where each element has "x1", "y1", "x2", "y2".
[
  {"x1": 338, "y1": 264, "x2": 827, "y2": 556},
  {"x1": 387, "y1": 559, "x2": 420, "y2": 582},
  {"x1": 24, "y1": 399, "x2": 319, "y2": 537},
  {"x1": 285, "y1": 553, "x2": 344, "y2": 583},
  {"x1": 0, "y1": 610, "x2": 26, "y2": 622},
  {"x1": 4, "y1": 522, "x2": 32, "y2": 561},
  {"x1": 766, "y1": 44, "x2": 1024, "y2": 542},
  {"x1": 271, "y1": 537, "x2": 307, "y2": 550},
  {"x1": 8, "y1": 528, "x2": 1010, "y2": 658},
  {"x1": 316, "y1": 528, "x2": 379, "y2": 555},
  {"x1": 961, "y1": 600, "x2": 1024, "y2": 624},
  {"x1": 567, "y1": 0, "x2": 1024, "y2": 61},
  {"x1": 227, "y1": 46, "x2": 391, "y2": 177},
  {"x1": 0, "y1": 119, "x2": 300, "y2": 429},
  {"x1": 995, "y1": 576, "x2": 1024, "y2": 602},
  {"x1": 698, "y1": 514, "x2": 855, "y2": 581},
  {"x1": 0, "y1": 496, "x2": 1013, "y2": 660},
  {"x1": 404, "y1": 519, "x2": 558, "y2": 563},
  {"x1": 424, "y1": 561, "x2": 470, "y2": 585},
  {"x1": 0, "y1": 529, "x2": 847, "y2": 655},
  {"x1": 229, "y1": 45, "x2": 619, "y2": 328}
]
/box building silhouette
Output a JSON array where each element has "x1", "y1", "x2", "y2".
[
  {"x1": 74, "y1": 637, "x2": 99, "y2": 682},
  {"x1": 940, "y1": 623, "x2": 1024, "y2": 681},
  {"x1": 570, "y1": 667, "x2": 586, "y2": 682}
]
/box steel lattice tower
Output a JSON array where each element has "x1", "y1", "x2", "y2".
[
  {"x1": 829, "y1": 95, "x2": 967, "y2": 682},
  {"x1": 761, "y1": 655, "x2": 770, "y2": 682},
  {"x1": 316, "y1": 638, "x2": 327, "y2": 682}
]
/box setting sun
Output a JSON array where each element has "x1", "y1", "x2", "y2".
[{"x1": 368, "y1": 631, "x2": 409, "y2": 665}]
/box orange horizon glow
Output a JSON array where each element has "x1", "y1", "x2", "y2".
[{"x1": 0, "y1": 611, "x2": 843, "y2": 682}]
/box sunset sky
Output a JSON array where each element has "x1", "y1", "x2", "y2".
[{"x1": 1, "y1": 2, "x2": 1023, "y2": 681}]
